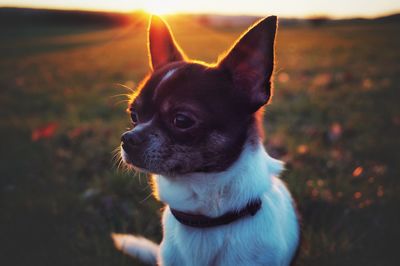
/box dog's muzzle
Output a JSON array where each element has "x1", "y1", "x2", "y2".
[{"x1": 121, "y1": 130, "x2": 145, "y2": 152}]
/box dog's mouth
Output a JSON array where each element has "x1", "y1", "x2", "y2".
[
  {"x1": 120, "y1": 145, "x2": 191, "y2": 177},
  {"x1": 120, "y1": 145, "x2": 150, "y2": 172},
  {"x1": 121, "y1": 145, "x2": 179, "y2": 176}
]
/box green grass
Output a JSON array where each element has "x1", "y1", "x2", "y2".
[{"x1": 0, "y1": 16, "x2": 399, "y2": 265}]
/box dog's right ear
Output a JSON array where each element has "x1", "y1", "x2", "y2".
[{"x1": 148, "y1": 16, "x2": 186, "y2": 71}]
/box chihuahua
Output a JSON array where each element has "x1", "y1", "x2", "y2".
[{"x1": 112, "y1": 15, "x2": 299, "y2": 266}]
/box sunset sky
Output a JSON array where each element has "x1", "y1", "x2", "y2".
[{"x1": 1, "y1": 0, "x2": 399, "y2": 18}]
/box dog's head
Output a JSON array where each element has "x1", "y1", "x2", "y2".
[{"x1": 121, "y1": 16, "x2": 277, "y2": 176}]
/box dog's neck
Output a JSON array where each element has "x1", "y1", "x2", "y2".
[{"x1": 152, "y1": 141, "x2": 284, "y2": 217}]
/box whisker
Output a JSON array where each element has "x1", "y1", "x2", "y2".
[
  {"x1": 113, "y1": 99, "x2": 131, "y2": 106},
  {"x1": 137, "y1": 172, "x2": 142, "y2": 185},
  {"x1": 111, "y1": 147, "x2": 122, "y2": 165},
  {"x1": 109, "y1": 93, "x2": 132, "y2": 99},
  {"x1": 113, "y1": 83, "x2": 135, "y2": 93},
  {"x1": 117, "y1": 158, "x2": 124, "y2": 172},
  {"x1": 112, "y1": 154, "x2": 121, "y2": 167},
  {"x1": 139, "y1": 192, "x2": 153, "y2": 204}
]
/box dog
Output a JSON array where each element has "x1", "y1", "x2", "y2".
[{"x1": 112, "y1": 15, "x2": 300, "y2": 266}]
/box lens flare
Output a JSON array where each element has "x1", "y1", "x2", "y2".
[{"x1": 142, "y1": 0, "x2": 179, "y2": 15}]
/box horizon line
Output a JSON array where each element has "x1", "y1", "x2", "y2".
[{"x1": 1, "y1": 5, "x2": 400, "y2": 20}]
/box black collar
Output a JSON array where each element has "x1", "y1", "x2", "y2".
[{"x1": 170, "y1": 198, "x2": 262, "y2": 228}]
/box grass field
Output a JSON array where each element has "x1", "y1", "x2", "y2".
[{"x1": 1, "y1": 14, "x2": 399, "y2": 265}]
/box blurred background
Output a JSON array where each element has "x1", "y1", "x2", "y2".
[{"x1": 1, "y1": 1, "x2": 399, "y2": 265}]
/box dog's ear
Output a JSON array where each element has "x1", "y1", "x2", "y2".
[
  {"x1": 219, "y1": 16, "x2": 277, "y2": 113},
  {"x1": 148, "y1": 15, "x2": 186, "y2": 71}
]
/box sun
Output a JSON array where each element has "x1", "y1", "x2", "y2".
[{"x1": 142, "y1": 0, "x2": 180, "y2": 15}]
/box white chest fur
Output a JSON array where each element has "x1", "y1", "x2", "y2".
[{"x1": 153, "y1": 142, "x2": 300, "y2": 266}]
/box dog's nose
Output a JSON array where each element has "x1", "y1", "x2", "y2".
[{"x1": 121, "y1": 131, "x2": 145, "y2": 147}]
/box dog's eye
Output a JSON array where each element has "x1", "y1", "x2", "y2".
[
  {"x1": 173, "y1": 113, "x2": 195, "y2": 129},
  {"x1": 130, "y1": 111, "x2": 139, "y2": 125}
]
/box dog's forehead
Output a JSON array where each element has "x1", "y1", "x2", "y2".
[{"x1": 134, "y1": 62, "x2": 230, "y2": 110}]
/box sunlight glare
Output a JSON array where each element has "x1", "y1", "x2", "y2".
[{"x1": 143, "y1": 0, "x2": 180, "y2": 15}]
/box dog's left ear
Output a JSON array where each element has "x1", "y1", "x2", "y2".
[
  {"x1": 219, "y1": 16, "x2": 277, "y2": 113},
  {"x1": 148, "y1": 15, "x2": 186, "y2": 71}
]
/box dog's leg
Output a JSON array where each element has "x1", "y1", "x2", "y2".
[{"x1": 111, "y1": 233, "x2": 159, "y2": 265}]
